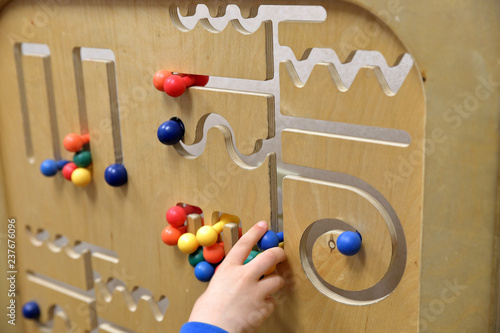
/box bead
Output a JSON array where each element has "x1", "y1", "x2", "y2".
[
  {"x1": 337, "y1": 231, "x2": 362, "y2": 256},
  {"x1": 219, "y1": 213, "x2": 239, "y2": 223},
  {"x1": 161, "y1": 225, "x2": 186, "y2": 246},
  {"x1": 257, "y1": 231, "x2": 280, "y2": 251},
  {"x1": 183, "y1": 204, "x2": 203, "y2": 215},
  {"x1": 62, "y1": 162, "x2": 78, "y2": 181},
  {"x1": 73, "y1": 150, "x2": 92, "y2": 167},
  {"x1": 276, "y1": 231, "x2": 284, "y2": 243},
  {"x1": 56, "y1": 159, "x2": 70, "y2": 170},
  {"x1": 244, "y1": 250, "x2": 260, "y2": 265},
  {"x1": 22, "y1": 301, "x2": 40, "y2": 320},
  {"x1": 163, "y1": 74, "x2": 210, "y2": 97},
  {"x1": 212, "y1": 221, "x2": 226, "y2": 234},
  {"x1": 157, "y1": 117, "x2": 185, "y2": 145},
  {"x1": 163, "y1": 75, "x2": 186, "y2": 97},
  {"x1": 264, "y1": 264, "x2": 276, "y2": 276},
  {"x1": 203, "y1": 243, "x2": 225, "y2": 264},
  {"x1": 63, "y1": 133, "x2": 90, "y2": 152},
  {"x1": 71, "y1": 168, "x2": 91, "y2": 187},
  {"x1": 196, "y1": 226, "x2": 218, "y2": 247},
  {"x1": 166, "y1": 206, "x2": 187, "y2": 227},
  {"x1": 104, "y1": 164, "x2": 128, "y2": 187},
  {"x1": 180, "y1": 74, "x2": 197, "y2": 87},
  {"x1": 153, "y1": 70, "x2": 172, "y2": 91},
  {"x1": 188, "y1": 247, "x2": 205, "y2": 267},
  {"x1": 194, "y1": 261, "x2": 215, "y2": 282},
  {"x1": 40, "y1": 159, "x2": 58, "y2": 177},
  {"x1": 193, "y1": 75, "x2": 209, "y2": 86},
  {"x1": 178, "y1": 233, "x2": 199, "y2": 254}
]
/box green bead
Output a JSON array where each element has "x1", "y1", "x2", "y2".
[
  {"x1": 244, "y1": 250, "x2": 260, "y2": 265},
  {"x1": 188, "y1": 247, "x2": 204, "y2": 267},
  {"x1": 73, "y1": 150, "x2": 92, "y2": 167}
]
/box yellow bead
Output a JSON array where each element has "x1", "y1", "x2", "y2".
[
  {"x1": 71, "y1": 168, "x2": 91, "y2": 187},
  {"x1": 212, "y1": 221, "x2": 226, "y2": 234},
  {"x1": 178, "y1": 233, "x2": 198, "y2": 254},
  {"x1": 196, "y1": 226, "x2": 218, "y2": 247},
  {"x1": 279, "y1": 242, "x2": 284, "y2": 249},
  {"x1": 264, "y1": 264, "x2": 276, "y2": 276},
  {"x1": 219, "y1": 213, "x2": 239, "y2": 223}
]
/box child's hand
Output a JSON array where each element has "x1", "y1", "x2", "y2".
[{"x1": 188, "y1": 221, "x2": 287, "y2": 333}]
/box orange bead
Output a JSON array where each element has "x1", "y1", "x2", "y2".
[
  {"x1": 153, "y1": 70, "x2": 172, "y2": 91},
  {"x1": 161, "y1": 225, "x2": 187, "y2": 246},
  {"x1": 63, "y1": 133, "x2": 89, "y2": 152},
  {"x1": 203, "y1": 243, "x2": 225, "y2": 264}
]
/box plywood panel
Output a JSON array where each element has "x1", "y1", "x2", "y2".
[
  {"x1": 22, "y1": 273, "x2": 96, "y2": 332},
  {"x1": 20, "y1": 230, "x2": 93, "y2": 290},
  {"x1": 0, "y1": 1, "x2": 498, "y2": 332}
]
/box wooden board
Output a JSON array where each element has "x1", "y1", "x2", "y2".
[
  {"x1": 0, "y1": 1, "x2": 498, "y2": 333},
  {"x1": 21, "y1": 227, "x2": 93, "y2": 290},
  {"x1": 22, "y1": 273, "x2": 96, "y2": 332}
]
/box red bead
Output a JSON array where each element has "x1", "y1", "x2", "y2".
[
  {"x1": 166, "y1": 206, "x2": 187, "y2": 227},
  {"x1": 161, "y1": 225, "x2": 187, "y2": 246},
  {"x1": 193, "y1": 75, "x2": 209, "y2": 86},
  {"x1": 153, "y1": 70, "x2": 172, "y2": 91},
  {"x1": 62, "y1": 162, "x2": 78, "y2": 181},
  {"x1": 183, "y1": 204, "x2": 203, "y2": 215},
  {"x1": 203, "y1": 243, "x2": 225, "y2": 264},
  {"x1": 181, "y1": 75, "x2": 197, "y2": 87},
  {"x1": 163, "y1": 75, "x2": 186, "y2": 97},
  {"x1": 63, "y1": 133, "x2": 89, "y2": 152},
  {"x1": 238, "y1": 227, "x2": 242, "y2": 239}
]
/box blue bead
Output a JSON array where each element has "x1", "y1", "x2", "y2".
[
  {"x1": 40, "y1": 159, "x2": 58, "y2": 177},
  {"x1": 157, "y1": 117, "x2": 185, "y2": 145},
  {"x1": 257, "y1": 231, "x2": 280, "y2": 251},
  {"x1": 104, "y1": 164, "x2": 128, "y2": 187},
  {"x1": 194, "y1": 261, "x2": 215, "y2": 282},
  {"x1": 22, "y1": 301, "x2": 40, "y2": 320},
  {"x1": 337, "y1": 231, "x2": 362, "y2": 256},
  {"x1": 276, "y1": 231, "x2": 284, "y2": 243},
  {"x1": 56, "y1": 159, "x2": 70, "y2": 170}
]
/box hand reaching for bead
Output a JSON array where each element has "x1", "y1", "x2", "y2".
[{"x1": 187, "y1": 221, "x2": 287, "y2": 333}]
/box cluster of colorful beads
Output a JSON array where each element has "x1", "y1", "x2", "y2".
[
  {"x1": 40, "y1": 133, "x2": 92, "y2": 187},
  {"x1": 161, "y1": 205, "x2": 284, "y2": 283}
]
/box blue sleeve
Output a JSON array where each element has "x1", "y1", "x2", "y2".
[{"x1": 180, "y1": 322, "x2": 229, "y2": 333}]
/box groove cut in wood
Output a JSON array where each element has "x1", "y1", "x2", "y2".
[
  {"x1": 94, "y1": 279, "x2": 170, "y2": 333},
  {"x1": 25, "y1": 272, "x2": 97, "y2": 332},
  {"x1": 280, "y1": 63, "x2": 423, "y2": 132},
  {"x1": 82, "y1": 59, "x2": 124, "y2": 171},
  {"x1": 16, "y1": 47, "x2": 61, "y2": 163},
  {"x1": 166, "y1": 87, "x2": 274, "y2": 156},
  {"x1": 22, "y1": 227, "x2": 93, "y2": 290}
]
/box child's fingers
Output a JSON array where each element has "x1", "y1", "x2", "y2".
[
  {"x1": 258, "y1": 274, "x2": 285, "y2": 297},
  {"x1": 247, "y1": 247, "x2": 287, "y2": 278},
  {"x1": 224, "y1": 221, "x2": 268, "y2": 265}
]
